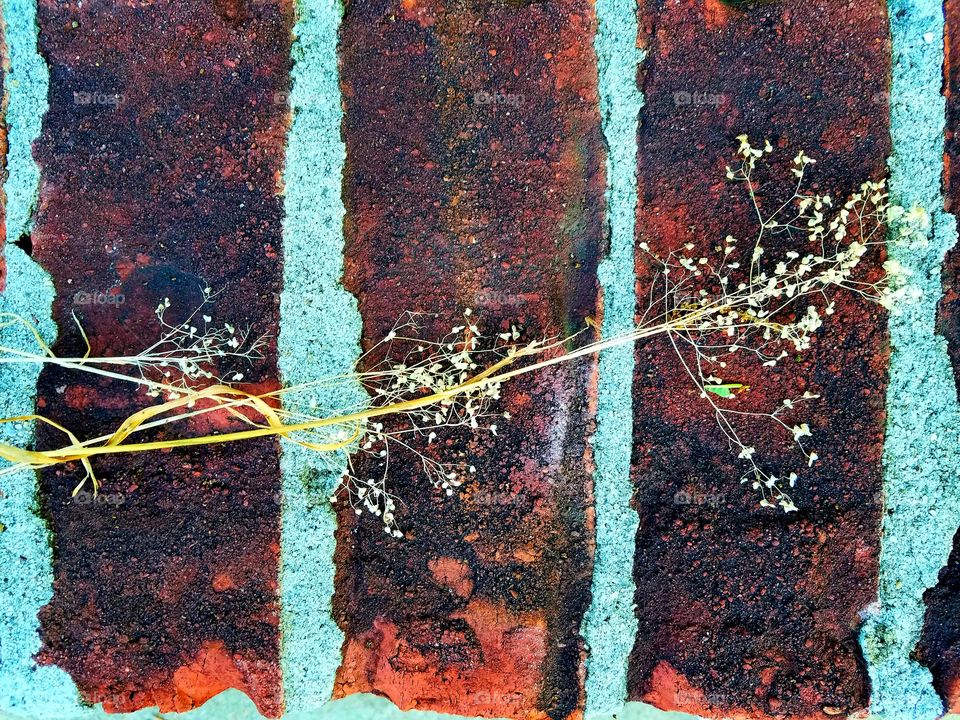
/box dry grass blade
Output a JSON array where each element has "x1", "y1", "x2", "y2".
[{"x1": 0, "y1": 137, "x2": 932, "y2": 530}]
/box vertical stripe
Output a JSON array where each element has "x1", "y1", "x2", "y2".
[
  {"x1": 628, "y1": 1, "x2": 889, "y2": 717},
  {"x1": 278, "y1": 0, "x2": 364, "y2": 711},
  {"x1": 1, "y1": 0, "x2": 45, "y2": 251},
  {"x1": 333, "y1": 0, "x2": 605, "y2": 717},
  {"x1": 0, "y1": 0, "x2": 77, "y2": 714},
  {"x1": 0, "y1": 4, "x2": 6, "y2": 290},
  {"x1": 582, "y1": 0, "x2": 642, "y2": 713},
  {"x1": 29, "y1": 1, "x2": 292, "y2": 715},
  {"x1": 876, "y1": 0, "x2": 960, "y2": 717}
]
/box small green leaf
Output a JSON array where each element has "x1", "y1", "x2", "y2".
[{"x1": 705, "y1": 383, "x2": 747, "y2": 398}]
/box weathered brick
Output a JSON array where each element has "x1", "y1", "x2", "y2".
[
  {"x1": 628, "y1": 2, "x2": 890, "y2": 717},
  {"x1": 922, "y1": 1, "x2": 960, "y2": 709},
  {"x1": 919, "y1": 526, "x2": 960, "y2": 714},
  {"x1": 333, "y1": 0, "x2": 606, "y2": 717},
  {"x1": 30, "y1": 1, "x2": 292, "y2": 715},
  {"x1": 939, "y1": 0, "x2": 960, "y2": 393}
]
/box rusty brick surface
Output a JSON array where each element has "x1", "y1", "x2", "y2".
[
  {"x1": 628, "y1": 1, "x2": 890, "y2": 718},
  {"x1": 940, "y1": 0, "x2": 960, "y2": 394},
  {"x1": 333, "y1": 0, "x2": 606, "y2": 717},
  {"x1": 923, "y1": 1, "x2": 960, "y2": 708},
  {"x1": 919, "y1": 525, "x2": 960, "y2": 714},
  {"x1": 30, "y1": 1, "x2": 292, "y2": 715}
]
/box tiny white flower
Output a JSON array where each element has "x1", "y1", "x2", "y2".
[{"x1": 791, "y1": 423, "x2": 812, "y2": 441}]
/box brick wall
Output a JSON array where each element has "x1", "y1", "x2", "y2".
[{"x1": 1, "y1": 1, "x2": 959, "y2": 720}]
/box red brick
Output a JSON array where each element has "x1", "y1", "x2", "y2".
[
  {"x1": 628, "y1": 2, "x2": 890, "y2": 717},
  {"x1": 918, "y1": 526, "x2": 960, "y2": 713},
  {"x1": 30, "y1": 2, "x2": 292, "y2": 715},
  {"x1": 333, "y1": 0, "x2": 606, "y2": 717}
]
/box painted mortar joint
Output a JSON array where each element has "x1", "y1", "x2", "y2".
[
  {"x1": 860, "y1": 1, "x2": 960, "y2": 718},
  {"x1": 582, "y1": 0, "x2": 643, "y2": 714}
]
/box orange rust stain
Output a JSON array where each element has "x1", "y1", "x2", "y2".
[
  {"x1": 335, "y1": 599, "x2": 550, "y2": 719},
  {"x1": 643, "y1": 660, "x2": 848, "y2": 720},
  {"x1": 947, "y1": 675, "x2": 960, "y2": 714},
  {"x1": 99, "y1": 640, "x2": 281, "y2": 716},
  {"x1": 642, "y1": 661, "x2": 707, "y2": 714},
  {"x1": 170, "y1": 641, "x2": 250, "y2": 711},
  {"x1": 400, "y1": 0, "x2": 439, "y2": 27},
  {"x1": 428, "y1": 556, "x2": 474, "y2": 598},
  {"x1": 703, "y1": 0, "x2": 733, "y2": 29},
  {"x1": 114, "y1": 253, "x2": 154, "y2": 281},
  {"x1": 212, "y1": 573, "x2": 237, "y2": 592},
  {"x1": 62, "y1": 384, "x2": 132, "y2": 412},
  {"x1": 512, "y1": 547, "x2": 542, "y2": 563},
  {"x1": 551, "y1": 12, "x2": 599, "y2": 103}
]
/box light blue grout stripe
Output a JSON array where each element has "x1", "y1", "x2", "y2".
[
  {"x1": 860, "y1": 1, "x2": 960, "y2": 718},
  {"x1": 582, "y1": 0, "x2": 643, "y2": 714},
  {"x1": 0, "y1": 0, "x2": 80, "y2": 715},
  {"x1": 277, "y1": 0, "x2": 366, "y2": 711}
]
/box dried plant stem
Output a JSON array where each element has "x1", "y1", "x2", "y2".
[
  {"x1": 0, "y1": 136, "x2": 932, "y2": 531},
  {"x1": 0, "y1": 329, "x2": 634, "y2": 465}
]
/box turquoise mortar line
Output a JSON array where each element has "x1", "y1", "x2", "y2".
[
  {"x1": 860, "y1": 1, "x2": 960, "y2": 718},
  {"x1": 0, "y1": 0, "x2": 81, "y2": 715},
  {"x1": 277, "y1": 0, "x2": 366, "y2": 711},
  {"x1": 2, "y1": 0, "x2": 43, "y2": 243},
  {"x1": 582, "y1": 0, "x2": 643, "y2": 714}
]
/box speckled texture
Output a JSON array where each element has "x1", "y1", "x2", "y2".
[
  {"x1": 332, "y1": 0, "x2": 605, "y2": 717},
  {"x1": 871, "y1": 0, "x2": 960, "y2": 718},
  {"x1": 582, "y1": 0, "x2": 642, "y2": 714},
  {"x1": 27, "y1": 1, "x2": 294, "y2": 715},
  {"x1": 0, "y1": 0, "x2": 79, "y2": 714},
  {"x1": 277, "y1": 0, "x2": 365, "y2": 712},
  {"x1": 6, "y1": 0, "x2": 960, "y2": 718},
  {"x1": 1, "y1": 0, "x2": 45, "y2": 260},
  {"x1": 940, "y1": 0, "x2": 960, "y2": 393},
  {"x1": 628, "y1": 1, "x2": 890, "y2": 718},
  {"x1": 0, "y1": 10, "x2": 7, "y2": 290}
]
